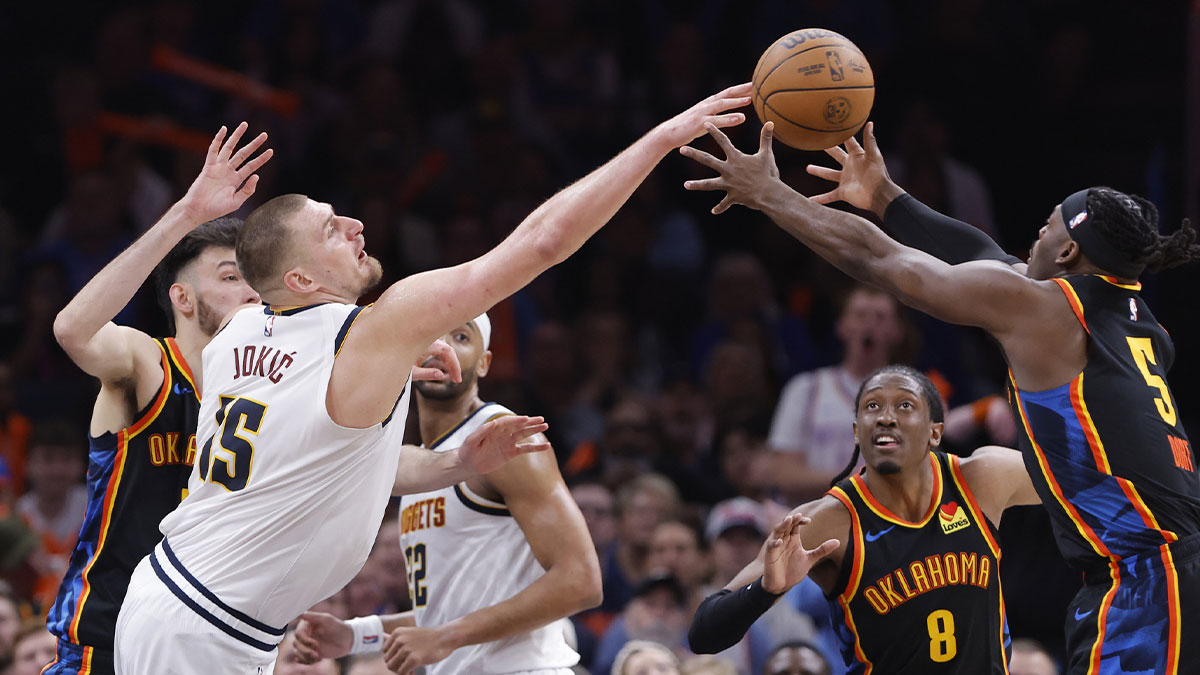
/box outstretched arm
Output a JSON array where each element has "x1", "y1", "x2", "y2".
[
  {"x1": 331, "y1": 84, "x2": 754, "y2": 428},
  {"x1": 681, "y1": 123, "x2": 1046, "y2": 338},
  {"x1": 390, "y1": 415, "x2": 550, "y2": 495},
  {"x1": 53, "y1": 122, "x2": 272, "y2": 383},
  {"x1": 689, "y1": 499, "x2": 843, "y2": 654},
  {"x1": 806, "y1": 122, "x2": 1023, "y2": 268},
  {"x1": 383, "y1": 442, "x2": 601, "y2": 673}
]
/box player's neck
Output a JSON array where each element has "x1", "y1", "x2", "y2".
[
  {"x1": 864, "y1": 458, "x2": 936, "y2": 522},
  {"x1": 417, "y1": 393, "x2": 486, "y2": 446},
  {"x1": 172, "y1": 321, "x2": 209, "y2": 395}
]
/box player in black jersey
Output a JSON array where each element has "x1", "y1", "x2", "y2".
[
  {"x1": 42, "y1": 124, "x2": 272, "y2": 675},
  {"x1": 684, "y1": 121, "x2": 1200, "y2": 674},
  {"x1": 689, "y1": 365, "x2": 1039, "y2": 673}
]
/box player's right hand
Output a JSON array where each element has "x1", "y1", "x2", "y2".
[
  {"x1": 654, "y1": 82, "x2": 752, "y2": 150},
  {"x1": 762, "y1": 513, "x2": 839, "y2": 594},
  {"x1": 805, "y1": 121, "x2": 897, "y2": 213},
  {"x1": 294, "y1": 611, "x2": 353, "y2": 662},
  {"x1": 180, "y1": 121, "x2": 274, "y2": 225}
]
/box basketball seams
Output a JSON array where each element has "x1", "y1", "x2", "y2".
[{"x1": 760, "y1": 95, "x2": 872, "y2": 134}]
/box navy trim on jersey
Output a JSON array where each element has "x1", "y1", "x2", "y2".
[
  {"x1": 381, "y1": 385, "x2": 407, "y2": 427},
  {"x1": 160, "y1": 539, "x2": 286, "y2": 636},
  {"x1": 429, "y1": 404, "x2": 499, "y2": 449},
  {"x1": 263, "y1": 304, "x2": 326, "y2": 317},
  {"x1": 454, "y1": 484, "x2": 511, "y2": 517},
  {"x1": 149, "y1": 553, "x2": 279, "y2": 652},
  {"x1": 334, "y1": 306, "x2": 366, "y2": 356}
]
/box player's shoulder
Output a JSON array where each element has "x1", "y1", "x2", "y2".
[{"x1": 792, "y1": 494, "x2": 852, "y2": 534}]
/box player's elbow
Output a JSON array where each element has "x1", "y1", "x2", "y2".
[
  {"x1": 565, "y1": 556, "x2": 603, "y2": 611},
  {"x1": 52, "y1": 310, "x2": 85, "y2": 352}
]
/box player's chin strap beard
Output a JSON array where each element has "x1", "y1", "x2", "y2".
[{"x1": 1060, "y1": 188, "x2": 1145, "y2": 279}]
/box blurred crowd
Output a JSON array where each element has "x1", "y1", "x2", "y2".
[{"x1": 0, "y1": 1, "x2": 1191, "y2": 674}]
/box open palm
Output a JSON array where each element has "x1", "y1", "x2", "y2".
[
  {"x1": 805, "y1": 121, "x2": 892, "y2": 211},
  {"x1": 182, "y1": 122, "x2": 273, "y2": 223},
  {"x1": 762, "y1": 513, "x2": 840, "y2": 594}
]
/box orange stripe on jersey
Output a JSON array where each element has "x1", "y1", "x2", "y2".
[
  {"x1": 947, "y1": 455, "x2": 1001, "y2": 559},
  {"x1": 1088, "y1": 562, "x2": 1121, "y2": 674},
  {"x1": 1160, "y1": 544, "x2": 1181, "y2": 674},
  {"x1": 81, "y1": 645, "x2": 92, "y2": 674},
  {"x1": 829, "y1": 486, "x2": 872, "y2": 673},
  {"x1": 1070, "y1": 373, "x2": 1178, "y2": 544},
  {"x1": 1010, "y1": 378, "x2": 1112, "y2": 559},
  {"x1": 1052, "y1": 278, "x2": 1090, "y2": 334},
  {"x1": 69, "y1": 346, "x2": 173, "y2": 641},
  {"x1": 1097, "y1": 275, "x2": 1142, "y2": 291},
  {"x1": 850, "y1": 454, "x2": 942, "y2": 528},
  {"x1": 997, "y1": 573, "x2": 1011, "y2": 675},
  {"x1": 165, "y1": 337, "x2": 200, "y2": 400},
  {"x1": 829, "y1": 487, "x2": 866, "y2": 599},
  {"x1": 1070, "y1": 374, "x2": 1111, "y2": 474}
]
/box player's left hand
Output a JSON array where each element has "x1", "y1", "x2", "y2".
[
  {"x1": 412, "y1": 338, "x2": 462, "y2": 382},
  {"x1": 681, "y1": 121, "x2": 783, "y2": 215},
  {"x1": 383, "y1": 625, "x2": 456, "y2": 675},
  {"x1": 180, "y1": 121, "x2": 273, "y2": 224},
  {"x1": 458, "y1": 415, "x2": 551, "y2": 475}
]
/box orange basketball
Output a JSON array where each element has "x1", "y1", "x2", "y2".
[{"x1": 752, "y1": 29, "x2": 875, "y2": 150}]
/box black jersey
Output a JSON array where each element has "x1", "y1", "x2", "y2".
[
  {"x1": 826, "y1": 451, "x2": 1009, "y2": 674},
  {"x1": 46, "y1": 338, "x2": 199, "y2": 671},
  {"x1": 1008, "y1": 275, "x2": 1200, "y2": 571}
]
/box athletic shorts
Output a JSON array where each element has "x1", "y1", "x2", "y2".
[
  {"x1": 41, "y1": 639, "x2": 114, "y2": 675},
  {"x1": 114, "y1": 546, "x2": 284, "y2": 675},
  {"x1": 1064, "y1": 532, "x2": 1200, "y2": 674}
]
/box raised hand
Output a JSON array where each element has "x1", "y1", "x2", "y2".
[
  {"x1": 293, "y1": 612, "x2": 353, "y2": 663},
  {"x1": 762, "y1": 513, "x2": 840, "y2": 594},
  {"x1": 805, "y1": 121, "x2": 900, "y2": 214},
  {"x1": 681, "y1": 121, "x2": 782, "y2": 215},
  {"x1": 180, "y1": 121, "x2": 274, "y2": 223},
  {"x1": 654, "y1": 82, "x2": 753, "y2": 150},
  {"x1": 459, "y1": 415, "x2": 551, "y2": 475}
]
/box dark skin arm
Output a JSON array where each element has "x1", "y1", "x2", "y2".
[
  {"x1": 681, "y1": 123, "x2": 1086, "y2": 392},
  {"x1": 723, "y1": 495, "x2": 849, "y2": 596}
]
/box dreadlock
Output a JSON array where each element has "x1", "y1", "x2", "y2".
[
  {"x1": 1087, "y1": 187, "x2": 1200, "y2": 273},
  {"x1": 829, "y1": 365, "x2": 946, "y2": 488}
]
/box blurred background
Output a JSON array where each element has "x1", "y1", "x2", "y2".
[{"x1": 0, "y1": 1, "x2": 1195, "y2": 674}]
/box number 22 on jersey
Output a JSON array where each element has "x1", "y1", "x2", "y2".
[{"x1": 198, "y1": 396, "x2": 268, "y2": 492}]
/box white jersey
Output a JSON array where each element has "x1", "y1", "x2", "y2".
[
  {"x1": 399, "y1": 403, "x2": 579, "y2": 675},
  {"x1": 768, "y1": 365, "x2": 862, "y2": 473},
  {"x1": 159, "y1": 303, "x2": 410, "y2": 629}
]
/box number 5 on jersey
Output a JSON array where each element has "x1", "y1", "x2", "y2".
[{"x1": 198, "y1": 396, "x2": 267, "y2": 492}]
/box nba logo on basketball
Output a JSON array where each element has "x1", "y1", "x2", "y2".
[{"x1": 939, "y1": 502, "x2": 971, "y2": 534}]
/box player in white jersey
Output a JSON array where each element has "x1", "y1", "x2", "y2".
[
  {"x1": 113, "y1": 83, "x2": 753, "y2": 675},
  {"x1": 293, "y1": 313, "x2": 600, "y2": 675}
]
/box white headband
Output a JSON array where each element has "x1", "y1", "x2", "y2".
[{"x1": 472, "y1": 313, "x2": 492, "y2": 350}]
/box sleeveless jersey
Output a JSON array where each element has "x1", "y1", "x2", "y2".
[
  {"x1": 827, "y1": 451, "x2": 1009, "y2": 674},
  {"x1": 399, "y1": 402, "x2": 579, "y2": 674},
  {"x1": 1008, "y1": 275, "x2": 1200, "y2": 570},
  {"x1": 158, "y1": 303, "x2": 410, "y2": 628},
  {"x1": 48, "y1": 338, "x2": 199, "y2": 659}
]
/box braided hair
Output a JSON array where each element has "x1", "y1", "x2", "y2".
[
  {"x1": 1087, "y1": 187, "x2": 1200, "y2": 273},
  {"x1": 828, "y1": 365, "x2": 946, "y2": 488}
]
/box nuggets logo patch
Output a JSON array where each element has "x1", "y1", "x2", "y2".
[{"x1": 939, "y1": 501, "x2": 971, "y2": 534}]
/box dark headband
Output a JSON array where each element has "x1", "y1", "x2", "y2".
[{"x1": 1061, "y1": 188, "x2": 1145, "y2": 279}]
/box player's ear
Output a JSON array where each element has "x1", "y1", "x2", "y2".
[
  {"x1": 282, "y1": 267, "x2": 314, "y2": 294},
  {"x1": 169, "y1": 282, "x2": 194, "y2": 316},
  {"x1": 1056, "y1": 239, "x2": 1082, "y2": 267},
  {"x1": 928, "y1": 421, "x2": 944, "y2": 448},
  {"x1": 476, "y1": 350, "x2": 493, "y2": 378}
]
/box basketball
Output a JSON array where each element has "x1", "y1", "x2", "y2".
[{"x1": 752, "y1": 29, "x2": 875, "y2": 150}]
